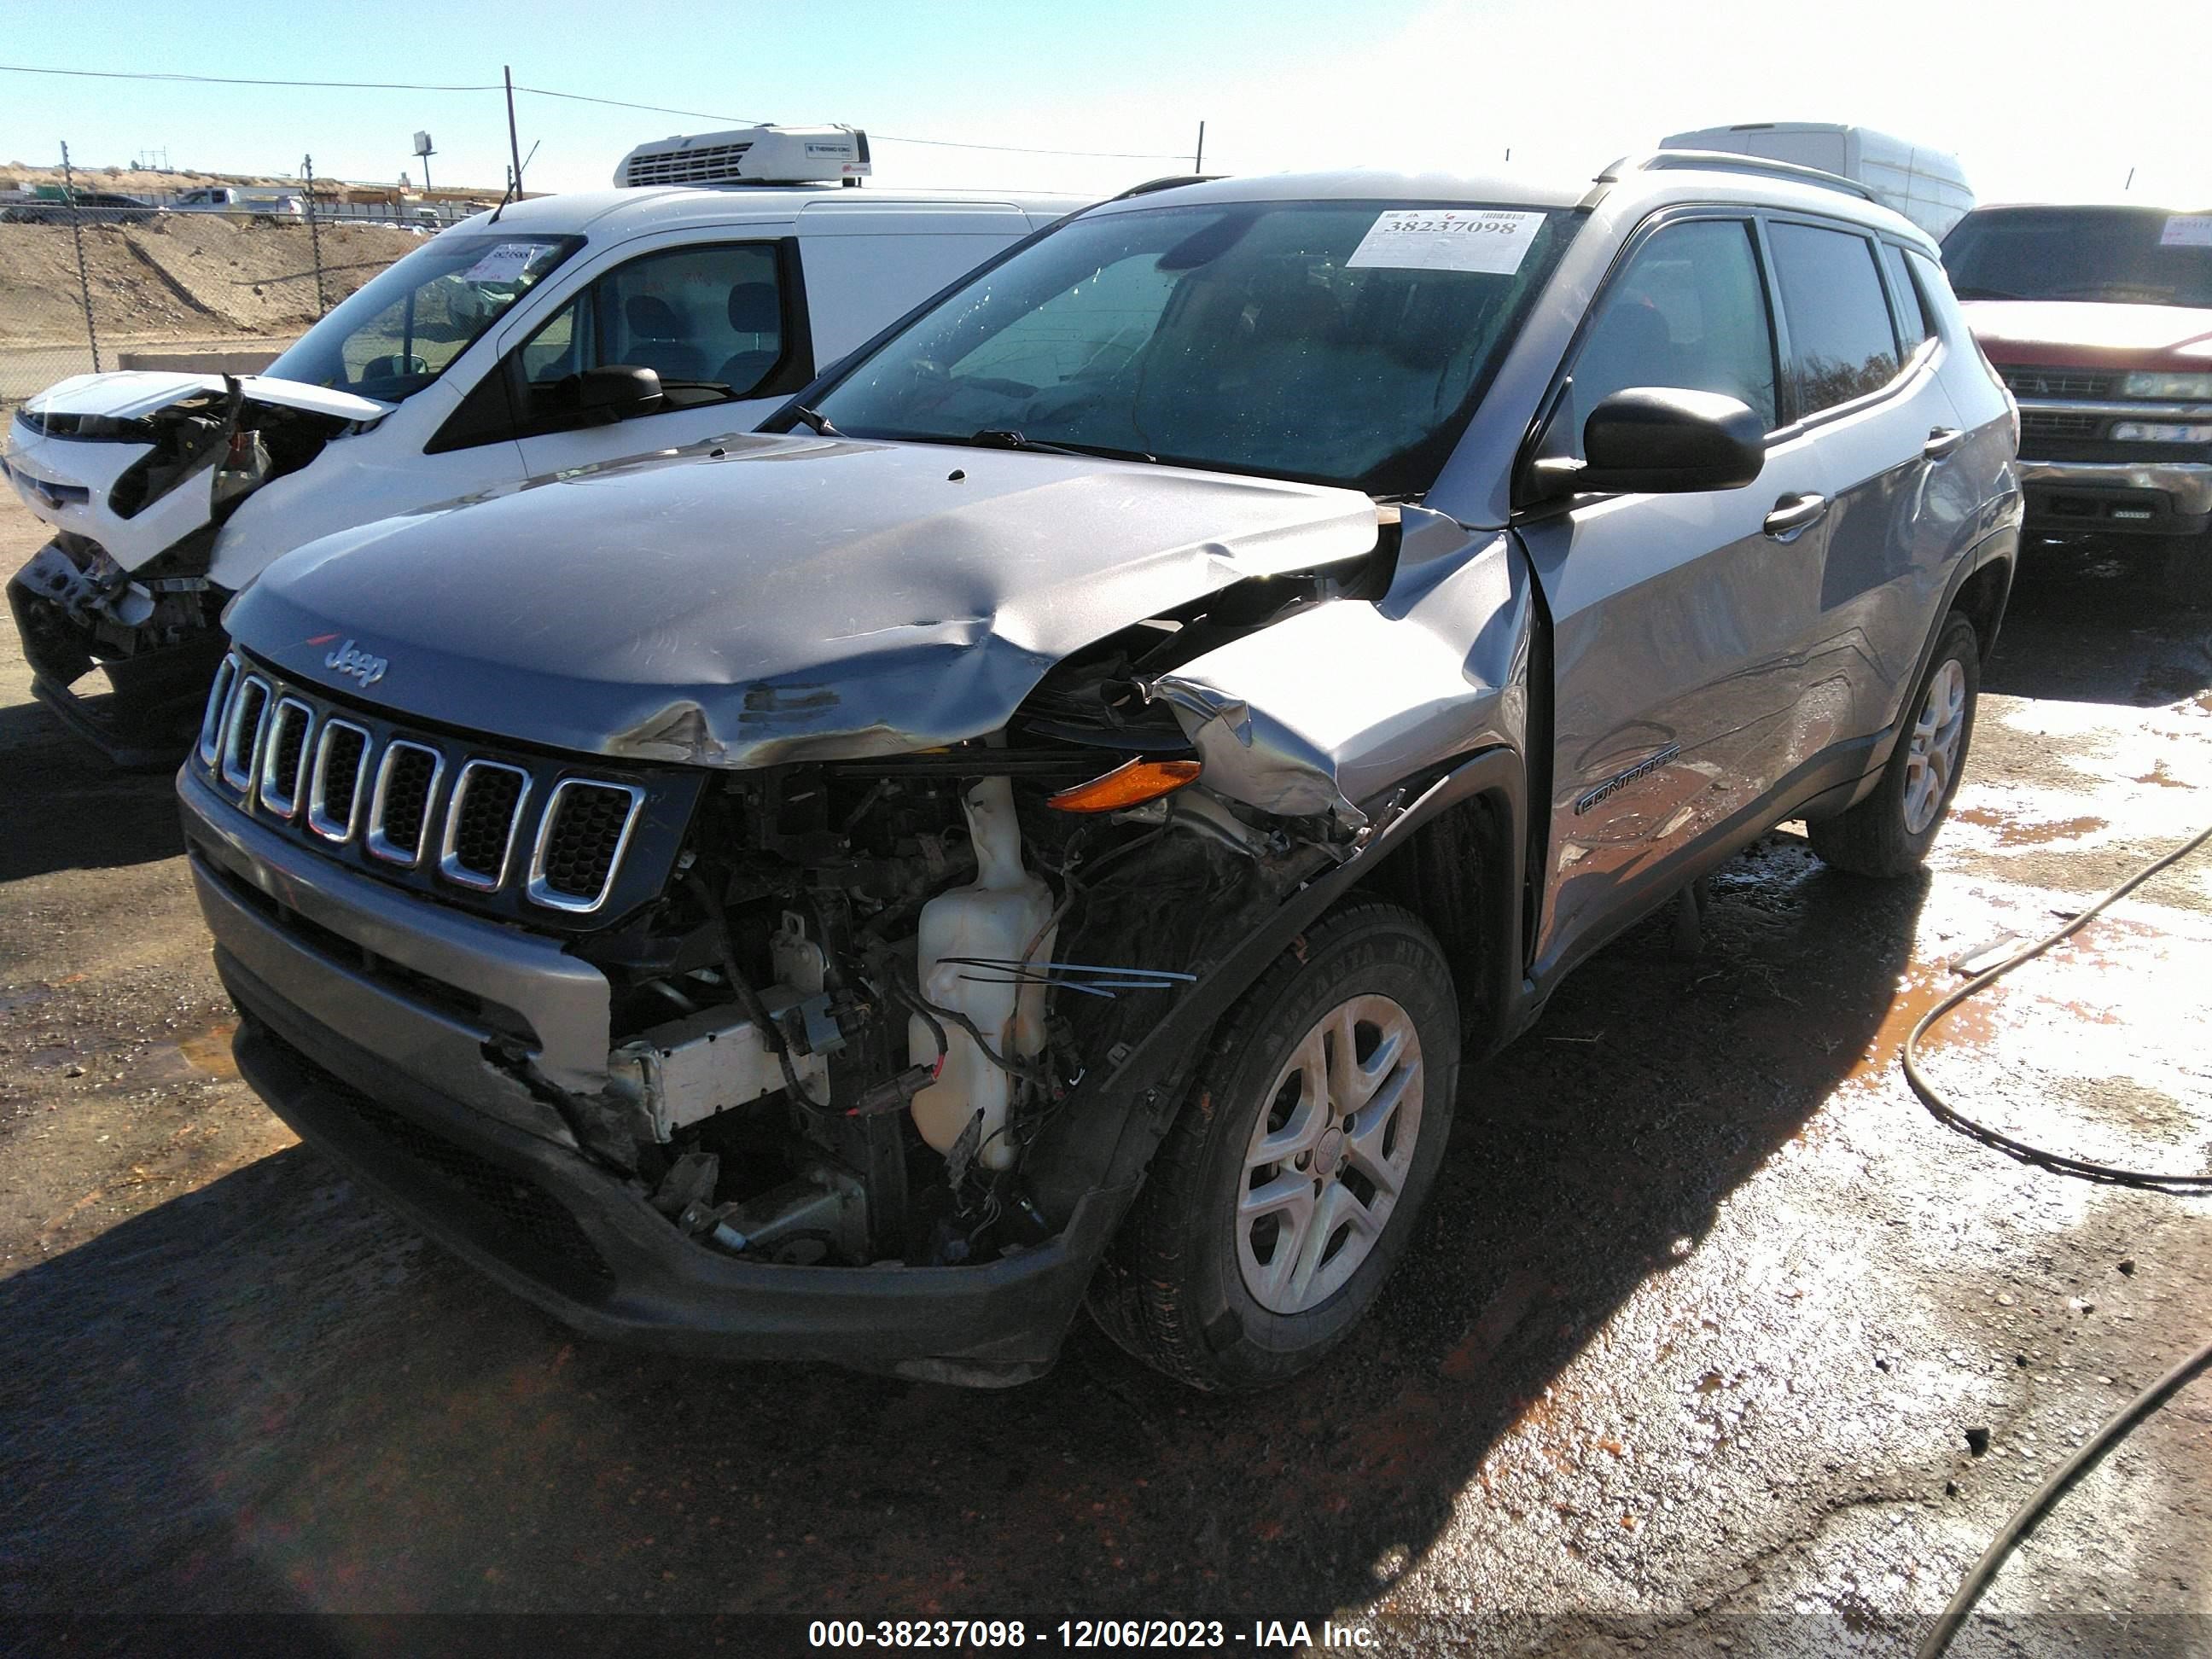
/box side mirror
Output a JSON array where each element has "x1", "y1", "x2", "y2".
[
  {"x1": 576, "y1": 364, "x2": 665, "y2": 420},
  {"x1": 1528, "y1": 387, "x2": 1766, "y2": 500}
]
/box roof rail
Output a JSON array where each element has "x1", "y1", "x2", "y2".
[
  {"x1": 1593, "y1": 149, "x2": 1879, "y2": 206},
  {"x1": 1109, "y1": 173, "x2": 1221, "y2": 201}
]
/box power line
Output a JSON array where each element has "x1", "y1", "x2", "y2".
[
  {"x1": 0, "y1": 61, "x2": 497, "y2": 92},
  {"x1": 510, "y1": 84, "x2": 1186, "y2": 160},
  {"x1": 510, "y1": 84, "x2": 769, "y2": 127},
  {"x1": 0, "y1": 59, "x2": 1192, "y2": 164}
]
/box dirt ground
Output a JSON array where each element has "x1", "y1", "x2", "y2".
[
  {"x1": 0, "y1": 214, "x2": 422, "y2": 344},
  {"x1": 0, "y1": 489, "x2": 2206, "y2": 1653}
]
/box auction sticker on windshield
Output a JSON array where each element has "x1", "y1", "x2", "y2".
[
  {"x1": 1346, "y1": 207, "x2": 1544, "y2": 274},
  {"x1": 2161, "y1": 215, "x2": 2212, "y2": 247},
  {"x1": 459, "y1": 242, "x2": 550, "y2": 283}
]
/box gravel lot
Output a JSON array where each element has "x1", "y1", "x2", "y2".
[{"x1": 0, "y1": 489, "x2": 2206, "y2": 1653}]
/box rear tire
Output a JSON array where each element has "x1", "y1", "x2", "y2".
[
  {"x1": 1086, "y1": 900, "x2": 1458, "y2": 1391},
  {"x1": 1808, "y1": 613, "x2": 1980, "y2": 878}
]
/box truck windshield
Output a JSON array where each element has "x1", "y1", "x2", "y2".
[
  {"x1": 1942, "y1": 207, "x2": 2212, "y2": 308},
  {"x1": 264, "y1": 233, "x2": 581, "y2": 402},
  {"x1": 807, "y1": 199, "x2": 1575, "y2": 495}
]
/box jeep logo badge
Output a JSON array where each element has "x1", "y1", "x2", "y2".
[{"x1": 323, "y1": 638, "x2": 388, "y2": 689}]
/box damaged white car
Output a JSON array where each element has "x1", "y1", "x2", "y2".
[{"x1": 3, "y1": 123, "x2": 1087, "y2": 762}]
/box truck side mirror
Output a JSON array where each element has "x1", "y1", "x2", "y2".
[
  {"x1": 576, "y1": 364, "x2": 665, "y2": 420},
  {"x1": 1527, "y1": 387, "x2": 1766, "y2": 499}
]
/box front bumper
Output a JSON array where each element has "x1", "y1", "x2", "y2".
[
  {"x1": 9, "y1": 541, "x2": 225, "y2": 766},
  {"x1": 178, "y1": 764, "x2": 1111, "y2": 1382},
  {"x1": 2015, "y1": 458, "x2": 2212, "y2": 538}
]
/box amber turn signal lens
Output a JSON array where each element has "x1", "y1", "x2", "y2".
[{"x1": 1046, "y1": 757, "x2": 1202, "y2": 814}]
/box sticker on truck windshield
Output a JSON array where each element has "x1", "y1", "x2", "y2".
[
  {"x1": 457, "y1": 242, "x2": 547, "y2": 283},
  {"x1": 2161, "y1": 215, "x2": 2212, "y2": 247},
  {"x1": 1345, "y1": 208, "x2": 1545, "y2": 275}
]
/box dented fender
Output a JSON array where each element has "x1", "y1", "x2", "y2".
[{"x1": 1147, "y1": 507, "x2": 1534, "y2": 823}]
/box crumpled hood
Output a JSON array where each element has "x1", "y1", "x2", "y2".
[
  {"x1": 228, "y1": 433, "x2": 1380, "y2": 767},
  {"x1": 24, "y1": 370, "x2": 391, "y2": 425},
  {"x1": 1962, "y1": 300, "x2": 2212, "y2": 370}
]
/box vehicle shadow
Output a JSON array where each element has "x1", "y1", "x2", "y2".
[
  {"x1": 0, "y1": 835, "x2": 1929, "y2": 1624},
  {"x1": 0, "y1": 700, "x2": 185, "y2": 882},
  {"x1": 1984, "y1": 541, "x2": 2212, "y2": 707}
]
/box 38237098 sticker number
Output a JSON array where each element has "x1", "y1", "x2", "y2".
[{"x1": 1345, "y1": 207, "x2": 1545, "y2": 275}]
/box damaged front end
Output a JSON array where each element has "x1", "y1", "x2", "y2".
[
  {"x1": 186, "y1": 437, "x2": 1531, "y2": 1380},
  {"x1": 6, "y1": 374, "x2": 383, "y2": 763},
  {"x1": 569, "y1": 636, "x2": 1356, "y2": 1291}
]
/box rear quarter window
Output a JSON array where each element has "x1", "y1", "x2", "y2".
[
  {"x1": 1767, "y1": 221, "x2": 1902, "y2": 416},
  {"x1": 1878, "y1": 242, "x2": 1935, "y2": 351}
]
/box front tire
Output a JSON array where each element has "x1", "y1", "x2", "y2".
[
  {"x1": 1808, "y1": 613, "x2": 1980, "y2": 877},
  {"x1": 1086, "y1": 900, "x2": 1459, "y2": 1391}
]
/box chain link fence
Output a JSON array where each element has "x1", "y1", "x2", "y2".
[{"x1": 1, "y1": 145, "x2": 488, "y2": 410}]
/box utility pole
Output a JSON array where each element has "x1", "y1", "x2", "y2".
[
  {"x1": 60, "y1": 141, "x2": 101, "y2": 374},
  {"x1": 504, "y1": 66, "x2": 526, "y2": 198},
  {"x1": 1194, "y1": 120, "x2": 1206, "y2": 174}
]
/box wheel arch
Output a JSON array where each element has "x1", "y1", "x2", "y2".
[
  {"x1": 1348, "y1": 783, "x2": 1526, "y2": 1059},
  {"x1": 1951, "y1": 549, "x2": 2015, "y2": 665},
  {"x1": 1022, "y1": 747, "x2": 1529, "y2": 1226}
]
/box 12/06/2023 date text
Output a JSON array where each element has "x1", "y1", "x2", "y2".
[{"x1": 807, "y1": 1618, "x2": 1378, "y2": 1649}]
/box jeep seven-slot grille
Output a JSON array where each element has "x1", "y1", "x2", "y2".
[
  {"x1": 195, "y1": 653, "x2": 682, "y2": 923},
  {"x1": 220, "y1": 678, "x2": 269, "y2": 793},
  {"x1": 368, "y1": 742, "x2": 442, "y2": 865},
  {"x1": 442, "y1": 762, "x2": 528, "y2": 889},
  {"x1": 259, "y1": 698, "x2": 314, "y2": 818},
  {"x1": 309, "y1": 723, "x2": 369, "y2": 841},
  {"x1": 530, "y1": 781, "x2": 642, "y2": 911}
]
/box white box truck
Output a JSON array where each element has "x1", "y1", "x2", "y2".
[{"x1": 1660, "y1": 122, "x2": 1975, "y2": 240}]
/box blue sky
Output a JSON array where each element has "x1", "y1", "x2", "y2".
[{"x1": 5, "y1": 0, "x2": 2209, "y2": 206}]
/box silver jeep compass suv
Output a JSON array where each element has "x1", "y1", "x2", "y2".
[{"x1": 178, "y1": 154, "x2": 2018, "y2": 1389}]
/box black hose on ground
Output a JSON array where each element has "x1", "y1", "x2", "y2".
[
  {"x1": 1904, "y1": 819, "x2": 2212, "y2": 1193},
  {"x1": 1915, "y1": 1333, "x2": 2212, "y2": 1659},
  {"x1": 1908, "y1": 819, "x2": 2212, "y2": 1657}
]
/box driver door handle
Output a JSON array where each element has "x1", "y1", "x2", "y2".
[
  {"x1": 1763, "y1": 493, "x2": 1829, "y2": 540},
  {"x1": 1924, "y1": 427, "x2": 1965, "y2": 461}
]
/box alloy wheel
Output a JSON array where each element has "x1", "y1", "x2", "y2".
[
  {"x1": 1903, "y1": 656, "x2": 1967, "y2": 836},
  {"x1": 1235, "y1": 992, "x2": 1424, "y2": 1315}
]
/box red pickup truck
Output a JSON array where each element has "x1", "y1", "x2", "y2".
[{"x1": 1942, "y1": 203, "x2": 2212, "y2": 603}]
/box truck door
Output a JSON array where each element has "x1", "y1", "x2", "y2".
[
  {"x1": 1516, "y1": 213, "x2": 1831, "y2": 978},
  {"x1": 504, "y1": 237, "x2": 811, "y2": 478}
]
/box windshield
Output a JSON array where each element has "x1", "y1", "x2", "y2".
[
  {"x1": 264, "y1": 232, "x2": 581, "y2": 402},
  {"x1": 1942, "y1": 208, "x2": 2212, "y2": 308},
  {"x1": 807, "y1": 199, "x2": 1575, "y2": 494}
]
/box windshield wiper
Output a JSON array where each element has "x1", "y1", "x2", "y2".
[
  {"x1": 969, "y1": 428, "x2": 1082, "y2": 456},
  {"x1": 789, "y1": 405, "x2": 841, "y2": 436},
  {"x1": 1950, "y1": 285, "x2": 2025, "y2": 300},
  {"x1": 969, "y1": 428, "x2": 1158, "y2": 463}
]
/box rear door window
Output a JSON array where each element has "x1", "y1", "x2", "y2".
[
  {"x1": 1567, "y1": 217, "x2": 1779, "y2": 446},
  {"x1": 1766, "y1": 222, "x2": 1902, "y2": 416}
]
